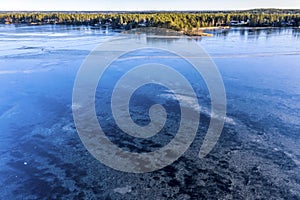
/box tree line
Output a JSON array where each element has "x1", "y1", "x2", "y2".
[{"x1": 1, "y1": 10, "x2": 300, "y2": 31}]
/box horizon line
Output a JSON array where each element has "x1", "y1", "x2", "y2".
[{"x1": 1, "y1": 7, "x2": 300, "y2": 13}]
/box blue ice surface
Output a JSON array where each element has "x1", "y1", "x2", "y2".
[{"x1": 0, "y1": 25, "x2": 300, "y2": 199}]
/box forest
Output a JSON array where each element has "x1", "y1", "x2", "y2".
[{"x1": 1, "y1": 9, "x2": 300, "y2": 34}]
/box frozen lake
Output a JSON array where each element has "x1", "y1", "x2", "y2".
[{"x1": 0, "y1": 25, "x2": 300, "y2": 199}]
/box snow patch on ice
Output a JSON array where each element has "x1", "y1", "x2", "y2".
[{"x1": 113, "y1": 186, "x2": 132, "y2": 195}]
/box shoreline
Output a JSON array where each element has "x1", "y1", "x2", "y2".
[
  {"x1": 1, "y1": 10, "x2": 299, "y2": 35},
  {"x1": 0, "y1": 23, "x2": 298, "y2": 37}
]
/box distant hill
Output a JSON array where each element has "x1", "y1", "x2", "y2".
[{"x1": 0, "y1": 8, "x2": 299, "y2": 14}]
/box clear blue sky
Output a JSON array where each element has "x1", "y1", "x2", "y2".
[{"x1": 1, "y1": 0, "x2": 299, "y2": 11}]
